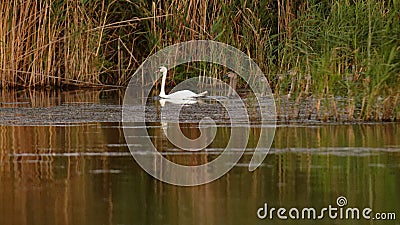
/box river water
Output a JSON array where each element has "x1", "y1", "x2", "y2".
[{"x1": 0, "y1": 89, "x2": 399, "y2": 225}]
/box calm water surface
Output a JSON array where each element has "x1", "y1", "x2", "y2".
[{"x1": 0, "y1": 90, "x2": 399, "y2": 225}]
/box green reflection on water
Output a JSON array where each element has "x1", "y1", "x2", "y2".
[{"x1": 0, "y1": 123, "x2": 399, "y2": 225}]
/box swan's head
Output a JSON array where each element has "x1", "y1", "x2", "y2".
[{"x1": 156, "y1": 66, "x2": 168, "y2": 73}]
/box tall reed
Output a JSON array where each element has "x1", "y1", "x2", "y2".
[
  {"x1": 269, "y1": 0, "x2": 400, "y2": 121},
  {"x1": 0, "y1": 0, "x2": 124, "y2": 88}
]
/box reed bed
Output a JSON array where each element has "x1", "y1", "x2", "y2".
[
  {"x1": 0, "y1": 1, "x2": 101, "y2": 87},
  {"x1": 0, "y1": 0, "x2": 399, "y2": 121}
]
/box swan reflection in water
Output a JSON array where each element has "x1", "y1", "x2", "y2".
[{"x1": 159, "y1": 98, "x2": 197, "y2": 107}]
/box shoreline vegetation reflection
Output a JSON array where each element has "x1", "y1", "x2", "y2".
[{"x1": 0, "y1": 89, "x2": 399, "y2": 225}]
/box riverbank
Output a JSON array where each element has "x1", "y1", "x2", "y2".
[{"x1": 0, "y1": 1, "x2": 399, "y2": 121}]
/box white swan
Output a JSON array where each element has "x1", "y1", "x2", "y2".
[{"x1": 156, "y1": 66, "x2": 207, "y2": 99}]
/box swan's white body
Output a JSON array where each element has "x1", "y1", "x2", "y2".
[
  {"x1": 156, "y1": 66, "x2": 207, "y2": 99},
  {"x1": 161, "y1": 89, "x2": 202, "y2": 99}
]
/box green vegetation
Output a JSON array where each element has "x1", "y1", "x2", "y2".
[{"x1": 0, "y1": 0, "x2": 399, "y2": 121}]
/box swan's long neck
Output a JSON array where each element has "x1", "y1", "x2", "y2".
[{"x1": 160, "y1": 70, "x2": 167, "y2": 97}]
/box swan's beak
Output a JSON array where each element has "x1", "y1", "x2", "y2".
[{"x1": 155, "y1": 69, "x2": 160, "y2": 73}]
